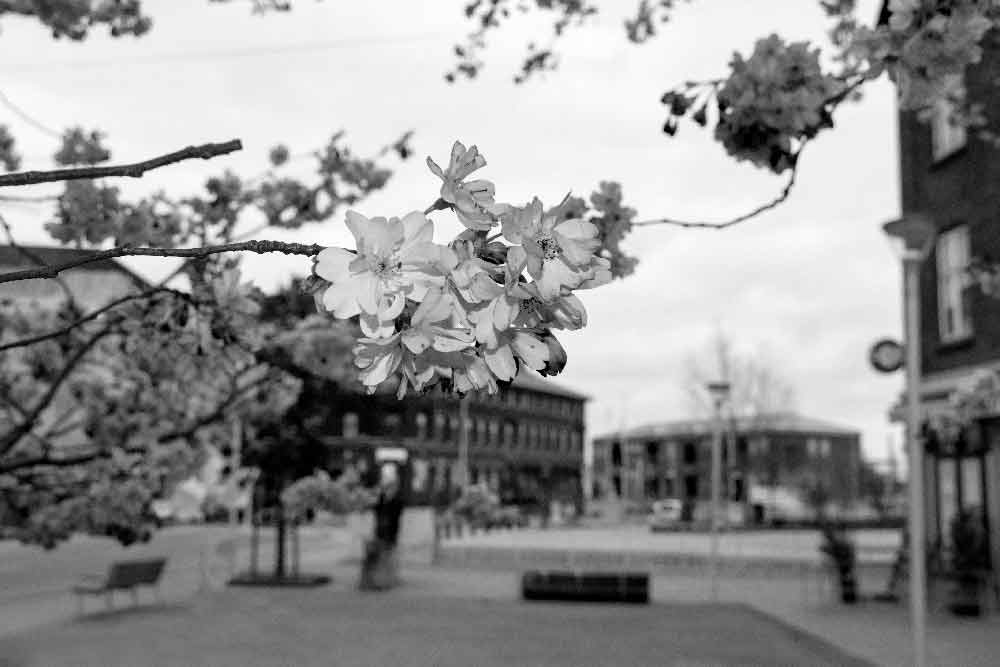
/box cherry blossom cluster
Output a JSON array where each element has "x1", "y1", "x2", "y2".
[
  {"x1": 311, "y1": 141, "x2": 611, "y2": 397},
  {"x1": 662, "y1": 35, "x2": 845, "y2": 173},
  {"x1": 847, "y1": 0, "x2": 998, "y2": 109}
]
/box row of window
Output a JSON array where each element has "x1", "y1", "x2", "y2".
[
  {"x1": 602, "y1": 437, "x2": 839, "y2": 468},
  {"x1": 471, "y1": 388, "x2": 583, "y2": 419},
  {"x1": 342, "y1": 410, "x2": 582, "y2": 454}
]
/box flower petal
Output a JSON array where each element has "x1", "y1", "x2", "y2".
[
  {"x1": 344, "y1": 210, "x2": 371, "y2": 249},
  {"x1": 511, "y1": 332, "x2": 549, "y2": 371},
  {"x1": 356, "y1": 273, "x2": 381, "y2": 314},
  {"x1": 399, "y1": 211, "x2": 434, "y2": 246},
  {"x1": 314, "y1": 247, "x2": 355, "y2": 282},
  {"x1": 426, "y1": 156, "x2": 444, "y2": 180},
  {"x1": 321, "y1": 278, "x2": 362, "y2": 319},
  {"x1": 484, "y1": 344, "x2": 516, "y2": 382}
]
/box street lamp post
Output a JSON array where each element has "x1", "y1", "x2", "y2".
[
  {"x1": 883, "y1": 213, "x2": 936, "y2": 667},
  {"x1": 456, "y1": 395, "x2": 471, "y2": 491},
  {"x1": 706, "y1": 380, "x2": 731, "y2": 602}
]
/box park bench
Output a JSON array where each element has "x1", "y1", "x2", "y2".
[
  {"x1": 521, "y1": 570, "x2": 650, "y2": 604},
  {"x1": 73, "y1": 558, "x2": 167, "y2": 613}
]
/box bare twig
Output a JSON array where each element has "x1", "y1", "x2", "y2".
[
  {"x1": 0, "y1": 287, "x2": 181, "y2": 352},
  {"x1": 0, "y1": 193, "x2": 58, "y2": 203},
  {"x1": 0, "y1": 139, "x2": 243, "y2": 188},
  {"x1": 0, "y1": 213, "x2": 81, "y2": 311},
  {"x1": 0, "y1": 90, "x2": 62, "y2": 139},
  {"x1": 0, "y1": 326, "x2": 113, "y2": 458},
  {"x1": 633, "y1": 151, "x2": 801, "y2": 230},
  {"x1": 0, "y1": 239, "x2": 323, "y2": 286}
]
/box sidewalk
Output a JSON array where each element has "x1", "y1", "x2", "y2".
[{"x1": 383, "y1": 561, "x2": 1000, "y2": 667}]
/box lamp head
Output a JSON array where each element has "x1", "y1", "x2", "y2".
[
  {"x1": 706, "y1": 381, "x2": 731, "y2": 405},
  {"x1": 882, "y1": 213, "x2": 936, "y2": 262}
]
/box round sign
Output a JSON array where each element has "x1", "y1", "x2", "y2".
[{"x1": 869, "y1": 338, "x2": 904, "y2": 373}]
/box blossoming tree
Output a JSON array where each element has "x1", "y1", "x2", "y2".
[{"x1": 4, "y1": 0, "x2": 1000, "y2": 550}]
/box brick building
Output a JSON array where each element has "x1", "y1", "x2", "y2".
[
  {"x1": 294, "y1": 370, "x2": 589, "y2": 513},
  {"x1": 881, "y1": 8, "x2": 1000, "y2": 574},
  {"x1": 592, "y1": 413, "x2": 862, "y2": 524}
]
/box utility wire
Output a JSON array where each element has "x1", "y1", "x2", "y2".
[{"x1": 1, "y1": 32, "x2": 450, "y2": 72}]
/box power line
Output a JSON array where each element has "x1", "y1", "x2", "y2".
[
  {"x1": 0, "y1": 32, "x2": 450, "y2": 73},
  {"x1": 0, "y1": 90, "x2": 61, "y2": 138}
]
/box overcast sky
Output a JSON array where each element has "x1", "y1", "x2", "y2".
[{"x1": 0, "y1": 0, "x2": 905, "y2": 464}]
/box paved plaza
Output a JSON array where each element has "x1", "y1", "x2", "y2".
[
  {"x1": 1, "y1": 524, "x2": 999, "y2": 666},
  {"x1": 0, "y1": 583, "x2": 868, "y2": 667}
]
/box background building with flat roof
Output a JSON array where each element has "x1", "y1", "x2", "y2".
[{"x1": 592, "y1": 412, "x2": 862, "y2": 524}]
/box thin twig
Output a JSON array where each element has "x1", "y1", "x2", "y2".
[
  {"x1": 0, "y1": 239, "x2": 324, "y2": 285},
  {"x1": 633, "y1": 151, "x2": 802, "y2": 230},
  {"x1": 0, "y1": 193, "x2": 58, "y2": 203},
  {"x1": 0, "y1": 139, "x2": 243, "y2": 188},
  {"x1": 0, "y1": 213, "x2": 80, "y2": 310},
  {"x1": 0, "y1": 287, "x2": 179, "y2": 352},
  {"x1": 0, "y1": 326, "x2": 113, "y2": 458},
  {"x1": 0, "y1": 90, "x2": 62, "y2": 139}
]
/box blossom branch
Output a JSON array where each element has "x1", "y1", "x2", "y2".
[
  {"x1": 0, "y1": 139, "x2": 243, "y2": 188},
  {"x1": 0, "y1": 239, "x2": 324, "y2": 286}
]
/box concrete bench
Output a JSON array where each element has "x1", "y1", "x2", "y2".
[
  {"x1": 73, "y1": 558, "x2": 167, "y2": 613},
  {"x1": 521, "y1": 570, "x2": 650, "y2": 604}
]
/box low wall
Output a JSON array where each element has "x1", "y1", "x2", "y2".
[{"x1": 435, "y1": 545, "x2": 896, "y2": 581}]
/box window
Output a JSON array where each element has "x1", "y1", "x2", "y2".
[
  {"x1": 937, "y1": 225, "x2": 973, "y2": 342},
  {"x1": 435, "y1": 411, "x2": 447, "y2": 439},
  {"x1": 931, "y1": 77, "x2": 967, "y2": 162},
  {"x1": 381, "y1": 414, "x2": 401, "y2": 436},
  {"x1": 415, "y1": 412, "x2": 428, "y2": 440},
  {"x1": 683, "y1": 442, "x2": 698, "y2": 465},
  {"x1": 342, "y1": 412, "x2": 359, "y2": 438},
  {"x1": 488, "y1": 419, "x2": 500, "y2": 445}
]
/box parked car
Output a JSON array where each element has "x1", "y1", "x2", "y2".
[{"x1": 648, "y1": 499, "x2": 684, "y2": 532}]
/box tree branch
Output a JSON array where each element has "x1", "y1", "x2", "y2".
[
  {"x1": 0, "y1": 239, "x2": 323, "y2": 286},
  {"x1": 0, "y1": 213, "x2": 81, "y2": 310},
  {"x1": 0, "y1": 139, "x2": 243, "y2": 188},
  {"x1": 0, "y1": 287, "x2": 182, "y2": 352},
  {"x1": 0, "y1": 325, "x2": 112, "y2": 459},
  {"x1": 633, "y1": 152, "x2": 801, "y2": 230}
]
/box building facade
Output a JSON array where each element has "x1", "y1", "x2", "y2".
[
  {"x1": 885, "y1": 19, "x2": 1000, "y2": 574},
  {"x1": 300, "y1": 371, "x2": 588, "y2": 514},
  {"x1": 592, "y1": 413, "x2": 862, "y2": 523},
  {"x1": 0, "y1": 245, "x2": 146, "y2": 310}
]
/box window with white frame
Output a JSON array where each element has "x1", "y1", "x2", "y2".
[
  {"x1": 937, "y1": 225, "x2": 973, "y2": 342},
  {"x1": 931, "y1": 76, "x2": 967, "y2": 162}
]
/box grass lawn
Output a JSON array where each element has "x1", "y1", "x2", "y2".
[{"x1": 0, "y1": 585, "x2": 873, "y2": 667}]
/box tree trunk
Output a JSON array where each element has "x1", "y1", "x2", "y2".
[{"x1": 274, "y1": 502, "x2": 286, "y2": 580}]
